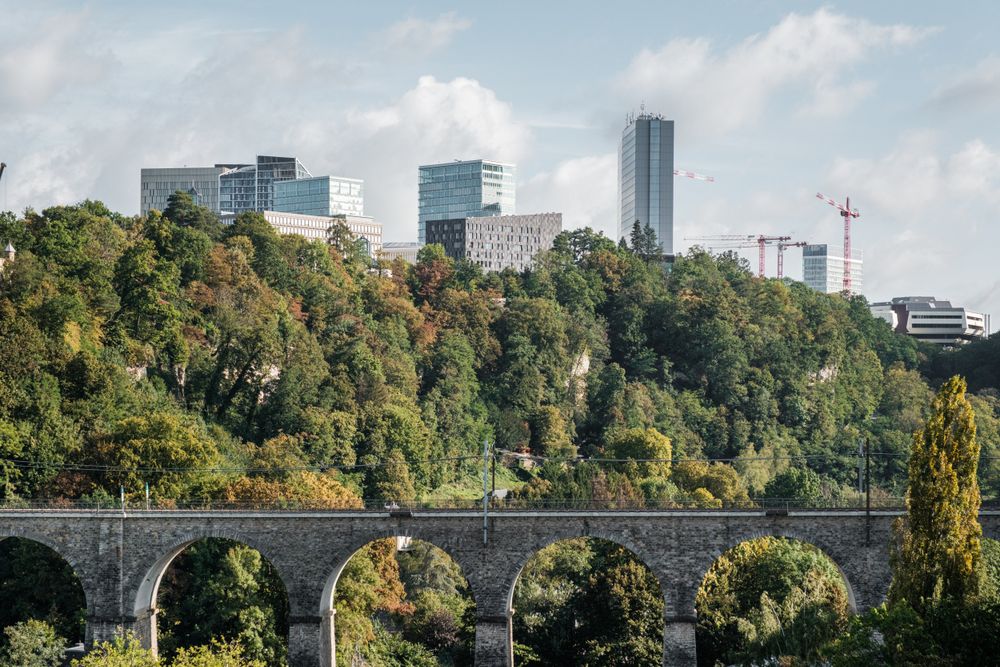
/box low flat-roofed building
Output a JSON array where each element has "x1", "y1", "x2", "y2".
[
  {"x1": 379, "y1": 242, "x2": 422, "y2": 264},
  {"x1": 425, "y1": 212, "x2": 562, "y2": 272},
  {"x1": 870, "y1": 296, "x2": 987, "y2": 346},
  {"x1": 221, "y1": 210, "x2": 381, "y2": 256}
]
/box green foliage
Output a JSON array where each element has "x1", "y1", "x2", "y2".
[
  {"x1": 696, "y1": 537, "x2": 850, "y2": 665},
  {"x1": 170, "y1": 639, "x2": 265, "y2": 667},
  {"x1": 890, "y1": 376, "x2": 982, "y2": 613},
  {"x1": 71, "y1": 634, "x2": 158, "y2": 667},
  {"x1": 513, "y1": 538, "x2": 663, "y2": 666},
  {"x1": 0, "y1": 539, "x2": 86, "y2": 644},
  {"x1": 157, "y1": 540, "x2": 288, "y2": 666},
  {"x1": 0, "y1": 620, "x2": 65, "y2": 667}
]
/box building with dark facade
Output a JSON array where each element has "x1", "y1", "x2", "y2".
[
  {"x1": 618, "y1": 112, "x2": 674, "y2": 253},
  {"x1": 425, "y1": 213, "x2": 561, "y2": 272}
]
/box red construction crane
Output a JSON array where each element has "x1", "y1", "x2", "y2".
[
  {"x1": 776, "y1": 241, "x2": 809, "y2": 279},
  {"x1": 685, "y1": 234, "x2": 790, "y2": 277},
  {"x1": 674, "y1": 169, "x2": 714, "y2": 182},
  {"x1": 816, "y1": 193, "x2": 860, "y2": 294}
]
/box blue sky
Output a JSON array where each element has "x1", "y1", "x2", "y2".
[{"x1": 3, "y1": 1, "x2": 1000, "y2": 319}]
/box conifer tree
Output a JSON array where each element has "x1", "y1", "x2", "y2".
[{"x1": 889, "y1": 375, "x2": 982, "y2": 612}]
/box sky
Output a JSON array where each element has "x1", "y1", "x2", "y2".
[{"x1": 3, "y1": 1, "x2": 1000, "y2": 320}]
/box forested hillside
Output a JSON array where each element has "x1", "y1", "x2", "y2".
[{"x1": 2, "y1": 193, "x2": 1000, "y2": 665}]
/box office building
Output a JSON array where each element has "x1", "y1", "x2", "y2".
[
  {"x1": 140, "y1": 166, "x2": 226, "y2": 214},
  {"x1": 220, "y1": 210, "x2": 381, "y2": 256},
  {"x1": 219, "y1": 164, "x2": 256, "y2": 214},
  {"x1": 424, "y1": 212, "x2": 561, "y2": 272},
  {"x1": 802, "y1": 244, "x2": 864, "y2": 294},
  {"x1": 618, "y1": 112, "x2": 675, "y2": 253},
  {"x1": 274, "y1": 176, "x2": 364, "y2": 217},
  {"x1": 141, "y1": 155, "x2": 313, "y2": 215},
  {"x1": 418, "y1": 159, "x2": 516, "y2": 243},
  {"x1": 379, "y1": 242, "x2": 423, "y2": 264},
  {"x1": 870, "y1": 296, "x2": 987, "y2": 347},
  {"x1": 255, "y1": 155, "x2": 310, "y2": 212}
]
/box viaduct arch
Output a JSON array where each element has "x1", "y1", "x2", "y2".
[{"x1": 1, "y1": 508, "x2": 997, "y2": 666}]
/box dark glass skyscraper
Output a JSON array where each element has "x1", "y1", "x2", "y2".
[{"x1": 618, "y1": 113, "x2": 675, "y2": 254}]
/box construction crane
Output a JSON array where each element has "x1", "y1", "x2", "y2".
[
  {"x1": 674, "y1": 169, "x2": 714, "y2": 182},
  {"x1": 816, "y1": 193, "x2": 860, "y2": 294},
  {"x1": 685, "y1": 234, "x2": 790, "y2": 277},
  {"x1": 776, "y1": 241, "x2": 809, "y2": 279}
]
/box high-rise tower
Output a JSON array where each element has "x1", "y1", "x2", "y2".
[
  {"x1": 418, "y1": 159, "x2": 516, "y2": 244},
  {"x1": 618, "y1": 113, "x2": 675, "y2": 254}
]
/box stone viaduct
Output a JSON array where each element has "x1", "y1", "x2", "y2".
[{"x1": 2, "y1": 508, "x2": 999, "y2": 666}]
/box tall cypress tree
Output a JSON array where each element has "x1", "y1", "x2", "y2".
[{"x1": 889, "y1": 375, "x2": 982, "y2": 613}]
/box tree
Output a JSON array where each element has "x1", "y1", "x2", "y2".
[
  {"x1": 890, "y1": 375, "x2": 982, "y2": 613},
  {"x1": 71, "y1": 634, "x2": 158, "y2": 667},
  {"x1": 171, "y1": 640, "x2": 266, "y2": 667},
  {"x1": 1, "y1": 620, "x2": 65, "y2": 667},
  {"x1": 605, "y1": 427, "x2": 671, "y2": 478}
]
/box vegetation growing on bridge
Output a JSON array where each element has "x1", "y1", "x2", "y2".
[{"x1": 2, "y1": 195, "x2": 1000, "y2": 663}]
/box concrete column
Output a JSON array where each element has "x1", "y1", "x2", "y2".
[
  {"x1": 474, "y1": 612, "x2": 513, "y2": 667},
  {"x1": 288, "y1": 613, "x2": 334, "y2": 667},
  {"x1": 663, "y1": 614, "x2": 697, "y2": 667}
]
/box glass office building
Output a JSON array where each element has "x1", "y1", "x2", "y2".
[
  {"x1": 255, "y1": 156, "x2": 311, "y2": 212},
  {"x1": 219, "y1": 164, "x2": 256, "y2": 214},
  {"x1": 802, "y1": 244, "x2": 863, "y2": 294},
  {"x1": 618, "y1": 113, "x2": 675, "y2": 254},
  {"x1": 140, "y1": 167, "x2": 226, "y2": 215},
  {"x1": 418, "y1": 159, "x2": 516, "y2": 243},
  {"x1": 273, "y1": 176, "x2": 364, "y2": 217}
]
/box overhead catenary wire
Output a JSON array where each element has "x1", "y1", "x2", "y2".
[{"x1": 1, "y1": 448, "x2": 998, "y2": 477}]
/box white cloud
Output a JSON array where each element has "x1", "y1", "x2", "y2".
[
  {"x1": 0, "y1": 8, "x2": 116, "y2": 109},
  {"x1": 519, "y1": 154, "x2": 618, "y2": 237},
  {"x1": 380, "y1": 12, "x2": 472, "y2": 56},
  {"x1": 826, "y1": 133, "x2": 1000, "y2": 315},
  {"x1": 928, "y1": 56, "x2": 1000, "y2": 111},
  {"x1": 617, "y1": 9, "x2": 931, "y2": 136}
]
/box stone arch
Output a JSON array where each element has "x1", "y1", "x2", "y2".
[
  {"x1": 504, "y1": 532, "x2": 669, "y2": 666},
  {"x1": 319, "y1": 530, "x2": 479, "y2": 667},
  {"x1": 696, "y1": 529, "x2": 861, "y2": 614},
  {"x1": 0, "y1": 531, "x2": 91, "y2": 642},
  {"x1": 504, "y1": 529, "x2": 669, "y2": 614},
  {"x1": 133, "y1": 529, "x2": 291, "y2": 655},
  {"x1": 320, "y1": 530, "x2": 479, "y2": 614}
]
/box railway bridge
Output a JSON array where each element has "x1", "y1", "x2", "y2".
[{"x1": 3, "y1": 507, "x2": 998, "y2": 666}]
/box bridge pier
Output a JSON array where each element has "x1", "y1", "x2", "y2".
[
  {"x1": 288, "y1": 612, "x2": 334, "y2": 667},
  {"x1": 85, "y1": 615, "x2": 121, "y2": 648},
  {"x1": 664, "y1": 615, "x2": 697, "y2": 667},
  {"x1": 474, "y1": 611, "x2": 513, "y2": 667}
]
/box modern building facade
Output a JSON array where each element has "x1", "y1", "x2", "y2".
[
  {"x1": 218, "y1": 164, "x2": 256, "y2": 214},
  {"x1": 802, "y1": 244, "x2": 864, "y2": 294},
  {"x1": 141, "y1": 155, "x2": 315, "y2": 215},
  {"x1": 379, "y1": 242, "x2": 423, "y2": 264},
  {"x1": 418, "y1": 159, "x2": 516, "y2": 243},
  {"x1": 140, "y1": 167, "x2": 226, "y2": 214},
  {"x1": 255, "y1": 156, "x2": 311, "y2": 212},
  {"x1": 273, "y1": 176, "x2": 364, "y2": 217},
  {"x1": 220, "y1": 210, "x2": 381, "y2": 256},
  {"x1": 424, "y1": 212, "x2": 561, "y2": 272},
  {"x1": 870, "y1": 297, "x2": 987, "y2": 347},
  {"x1": 618, "y1": 113, "x2": 675, "y2": 253}
]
